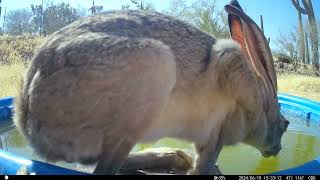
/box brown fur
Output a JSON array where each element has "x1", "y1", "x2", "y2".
[{"x1": 14, "y1": 9, "x2": 288, "y2": 175}]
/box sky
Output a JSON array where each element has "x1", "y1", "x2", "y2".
[{"x1": 1, "y1": 0, "x2": 320, "y2": 50}]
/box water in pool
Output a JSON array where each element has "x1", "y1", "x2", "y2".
[{"x1": 1, "y1": 113, "x2": 320, "y2": 175}]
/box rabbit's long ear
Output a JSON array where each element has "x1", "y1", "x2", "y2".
[{"x1": 225, "y1": 0, "x2": 277, "y2": 98}]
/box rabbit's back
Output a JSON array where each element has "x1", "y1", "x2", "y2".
[{"x1": 42, "y1": 10, "x2": 216, "y2": 81}]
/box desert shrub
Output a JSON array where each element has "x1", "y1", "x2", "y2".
[
  {"x1": 274, "y1": 53, "x2": 295, "y2": 64},
  {"x1": 0, "y1": 35, "x2": 45, "y2": 65}
]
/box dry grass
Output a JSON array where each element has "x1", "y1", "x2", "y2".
[
  {"x1": 0, "y1": 35, "x2": 44, "y2": 65},
  {"x1": 0, "y1": 35, "x2": 44, "y2": 98},
  {"x1": 277, "y1": 73, "x2": 320, "y2": 102},
  {"x1": 0, "y1": 62, "x2": 26, "y2": 97}
]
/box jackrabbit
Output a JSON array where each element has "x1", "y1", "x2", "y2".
[{"x1": 14, "y1": 0, "x2": 289, "y2": 175}]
